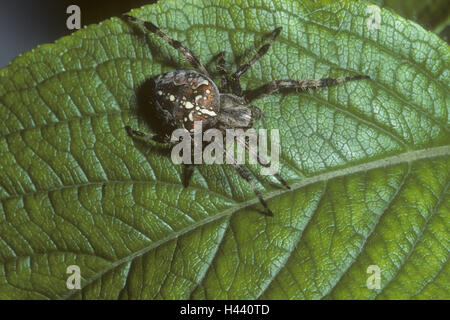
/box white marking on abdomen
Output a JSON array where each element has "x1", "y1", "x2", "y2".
[
  {"x1": 192, "y1": 80, "x2": 209, "y2": 89},
  {"x1": 185, "y1": 101, "x2": 194, "y2": 109},
  {"x1": 201, "y1": 109, "x2": 217, "y2": 116}
]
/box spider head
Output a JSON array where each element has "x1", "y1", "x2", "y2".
[{"x1": 217, "y1": 93, "x2": 262, "y2": 129}]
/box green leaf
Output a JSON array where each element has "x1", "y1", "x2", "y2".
[
  {"x1": 364, "y1": 0, "x2": 450, "y2": 40},
  {"x1": 367, "y1": 0, "x2": 449, "y2": 33},
  {"x1": 0, "y1": 0, "x2": 448, "y2": 299}
]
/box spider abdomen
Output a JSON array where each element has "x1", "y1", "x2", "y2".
[{"x1": 153, "y1": 70, "x2": 220, "y2": 132}]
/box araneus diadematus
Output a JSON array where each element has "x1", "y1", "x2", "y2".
[{"x1": 123, "y1": 14, "x2": 370, "y2": 216}]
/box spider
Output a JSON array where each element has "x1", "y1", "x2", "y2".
[{"x1": 123, "y1": 14, "x2": 370, "y2": 216}]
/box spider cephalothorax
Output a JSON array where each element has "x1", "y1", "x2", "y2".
[{"x1": 123, "y1": 14, "x2": 370, "y2": 216}]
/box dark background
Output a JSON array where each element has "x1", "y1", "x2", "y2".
[{"x1": 0, "y1": 0, "x2": 153, "y2": 68}]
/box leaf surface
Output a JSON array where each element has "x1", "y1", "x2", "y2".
[
  {"x1": 368, "y1": 0, "x2": 449, "y2": 33},
  {"x1": 0, "y1": 0, "x2": 448, "y2": 299}
]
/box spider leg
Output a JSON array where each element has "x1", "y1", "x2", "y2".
[
  {"x1": 244, "y1": 75, "x2": 370, "y2": 102},
  {"x1": 217, "y1": 51, "x2": 229, "y2": 92},
  {"x1": 183, "y1": 163, "x2": 196, "y2": 187},
  {"x1": 127, "y1": 125, "x2": 197, "y2": 188},
  {"x1": 223, "y1": 148, "x2": 274, "y2": 216},
  {"x1": 125, "y1": 125, "x2": 173, "y2": 145},
  {"x1": 235, "y1": 135, "x2": 290, "y2": 190},
  {"x1": 123, "y1": 15, "x2": 209, "y2": 76},
  {"x1": 230, "y1": 27, "x2": 282, "y2": 96}
]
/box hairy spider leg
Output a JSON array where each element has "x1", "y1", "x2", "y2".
[
  {"x1": 217, "y1": 51, "x2": 229, "y2": 92},
  {"x1": 123, "y1": 15, "x2": 209, "y2": 76},
  {"x1": 230, "y1": 27, "x2": 282, "y2": 96},
  {"x1": 234, "y1": 135, "x2": 291, "y2": 190},
  {"x1": 244, "y1": 75, "x2": 371, "y2": 102},
  {"x1": 223, "y1": 147, "x2": 274, "y2": 216},
  {"x1": 125, "y1": 125, "x2": 173, "y2": 144},
  {"x1": 127, "y1": 125, "x2": 198, "y2": 187},
  {"x1": 182, "y1": 163, "x2": 196, "y2": 188}
]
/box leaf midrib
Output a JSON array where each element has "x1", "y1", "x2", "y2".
[{"x1": 59, "y1": 145, "x2": 450, "y2": 299}]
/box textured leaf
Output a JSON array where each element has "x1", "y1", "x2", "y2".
[
  {"x1": 0, "y1": 0, "x2": 448, "y2": 299},
  {"x1": 365, "y1": 0, "x2": 450, "y2": 41},
  {"x1": 367, "y1": 0, "x2": 449, "y2": 32}
]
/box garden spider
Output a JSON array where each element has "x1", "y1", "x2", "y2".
[{"x1": 123, "y1": 14, "x2": 370, "y2": 216}]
